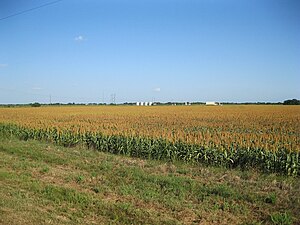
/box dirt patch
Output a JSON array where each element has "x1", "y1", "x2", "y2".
[
  {"x1": 156, "y1": 163, "x2": 177, "y2": 174},
  {"x1": 118, "y1": 157, "x2": 146, "y2": 168}
]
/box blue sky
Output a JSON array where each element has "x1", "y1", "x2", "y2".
[{"x1": 0, "y1": 0, "x2": 299, "y2": 104}]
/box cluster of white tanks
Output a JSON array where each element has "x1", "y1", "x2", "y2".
[{"x1": 136, "y1": 102, "x2": 153, "y2": 106}]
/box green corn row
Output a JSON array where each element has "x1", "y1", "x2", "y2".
[{"x1": 0, "y1": 123, "x2": 299, "y2": 176}]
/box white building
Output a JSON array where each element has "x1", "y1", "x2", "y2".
[{"x1": 205, "y1": 102, "x2": 219, "y2": 106}]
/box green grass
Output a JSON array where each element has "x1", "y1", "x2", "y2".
[{"x1": 0, "y1": 136, "x2": 299, "y2": 224}]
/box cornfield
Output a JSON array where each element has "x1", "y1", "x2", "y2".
[{"x1": 0, "y1": 105, "x2": 299, "y2": 175}]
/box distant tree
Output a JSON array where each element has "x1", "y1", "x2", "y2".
[
  {"x1": 283, "y1": 99, "x2": 300, "y2": 105},
  {"x1": 31, "y1": 102, "x2": 41, "y2": 107}
]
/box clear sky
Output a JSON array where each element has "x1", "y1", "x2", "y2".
[{"x1": 0, "y1": 0, "x2": 299, "y2": 104}]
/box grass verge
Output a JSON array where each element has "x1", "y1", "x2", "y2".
[{"x1": 0, "y1": 136, "x2": 299, "y2": 224}]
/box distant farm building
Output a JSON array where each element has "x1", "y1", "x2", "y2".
[{"x1": 205, "y1": 102, "x2": 221, "y2": 106}]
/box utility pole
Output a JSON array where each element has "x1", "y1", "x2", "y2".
[
  {"x1": 49, "y1": 94, "x2": 52, "y2": 105},
  {"x1": 110, "y1": 93, "x2": 116, "y2": 104}
]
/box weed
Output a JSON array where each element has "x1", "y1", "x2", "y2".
[
  {"x1": 270, "y1": 212, "x2": 292, "y2": 225},
  {"x1": 40, "y1": 166, "x2": 50, "y2": 174},
  {"x1": 75, "y1": 175, "x2": 85, "y2": 183},
  {"x1": 265, "y1": 192, "x2": 277, "y2": 204},
  {"x1": 209, "y1": 184, "x2": 235, "y2": 198}
]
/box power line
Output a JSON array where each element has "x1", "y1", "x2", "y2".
[{"x1": 0, "y1": 0, "x2": 63, "y2": 21}]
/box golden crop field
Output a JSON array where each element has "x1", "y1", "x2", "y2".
[
  {"x1": 0, "y1": 105, "x2": 299, "y2": 151},
  {"x1": 0, "y1": 105, "x2": 299, "y2": 175}
]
